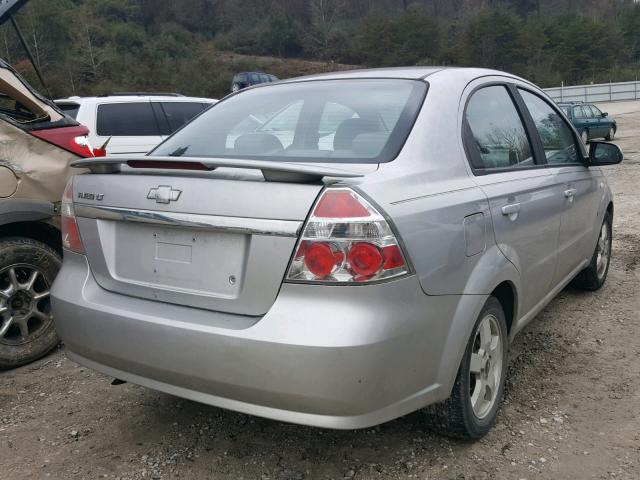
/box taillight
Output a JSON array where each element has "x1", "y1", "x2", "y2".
[
  {"x1": 61, "y1": 179, "x2": 85, "y2": 254},
  {"x1": 285, "y1": 188, "x2": 409, "y2": 283},
  {"x1": 30, "y1": 125, "x2": 94, "y2": 158}
]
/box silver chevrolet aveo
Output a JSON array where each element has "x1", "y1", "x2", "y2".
[{"x1": 51, "y1": 68, "x2": 622, "y2": 439}]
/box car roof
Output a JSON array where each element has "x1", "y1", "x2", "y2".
[
  {"x1": 278, "y1": 66, "x2": 529, "y2": 84},
  {"x1": 55, "y1": 95, "x2": 216, "y2": 104}
]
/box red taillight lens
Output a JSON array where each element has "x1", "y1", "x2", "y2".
[
  {"x1": 30, "y1": 125, "x2": 94, "y2": 158},
  {"x1": 93, "y1": 147, "x2": 107, "y2": 157},
  {"x1": 348, "y1": 242, "x2": 383, "y2": 277},
  {"x1": 382, "y1": 245, "x2": 405, "y2": 270},
  {"x1": 61, "y1": 179, "x2": 85, "y2": 254},
  {"x1": 304, "y1": 243, "x2": 339, "y2": 277},
  {"x1": 313, "y1": 190, "x2": 370, "y2": 218},
  {"x1": 286, "y1": 188, "x2": 409, "y2": 283}
]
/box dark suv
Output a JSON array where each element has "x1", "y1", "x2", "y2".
[
  {"x1": 558, "y1": 102, "x2": 617, "y2": 143},
  {"x1": 231, "y1": 72, "x2": 278, "y2": 92}
]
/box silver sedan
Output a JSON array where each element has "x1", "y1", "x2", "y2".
[{"x1": 51, "y1": 67, "x2": 622, "y2": 439}]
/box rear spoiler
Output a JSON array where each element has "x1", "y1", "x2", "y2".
[{"x1": 71, "y1": 156, "x2": 365, "y2": 182}]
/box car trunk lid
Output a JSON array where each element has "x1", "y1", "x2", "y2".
[{"x1": 70, "y1": 167, "x2": 345, "y2": 316}]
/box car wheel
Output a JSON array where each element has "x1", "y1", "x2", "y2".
[
  {"x1": 581, "y1": 129, "x2": 589, "y2": 144},
  {"x1": 423, "y1": 296, "x2": 508, "y2": 439},
  {"x1": 231, "y1": 83, "x2": 240, "y2": 93},
  {"x1": 605, "y1": 127, "x2": 615, "y2": 141},
  {"x1": 573, "y1": 211, "x2": 612, "y2": 291},
  {"x1": 0, "y1": 238, "x2": 61, "y2": 370}
]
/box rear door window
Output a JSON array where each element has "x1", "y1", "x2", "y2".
[
  {"x1": 464, "y1": 85, "x2": 534, "y2": 171},
  {"x1": 96, "y1": 102, "x2": 160, "y2": 136},
  {"x1": 159, "y1": 102, "x2": 208, "y2": 133},
  {"x1": 573, "y1": 106, "x2": 586, "y2": 119}
]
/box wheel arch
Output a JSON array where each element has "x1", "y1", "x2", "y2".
[
  {"x1": 0, "y1": 221, "x2": 62, "y2": 255},
  {"x1": 490, "y1": 281, "x2": 517, "y2": 334},
  {"x1": 0, "y1": 198, "x2": 55, "y2": 225},
  {"x1": 0, "y1": 199, "x2": 60, "y2": 254}
]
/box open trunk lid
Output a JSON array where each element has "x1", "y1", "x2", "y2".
[{"x1": 71, "y1": 171, "x2": 326, "y2": 316}]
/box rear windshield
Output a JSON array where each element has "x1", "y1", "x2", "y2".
[
  {"x1": 152, "y1": 79, "x2": 427, "y2": 163},
  {"x1": 57, "y1": 103, "x2": 80, "y2": 119}
]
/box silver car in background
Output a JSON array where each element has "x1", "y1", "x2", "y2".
[{"x1": 51, "y1": 68, "x2": 622, "y2": 439}]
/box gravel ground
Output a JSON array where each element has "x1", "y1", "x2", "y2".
[{"x1": 1, "y1": 102, "x2": 639, "y2": 480}]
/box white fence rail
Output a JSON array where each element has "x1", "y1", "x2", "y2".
[{"x1": 544, "y1": 81, "x2": 640, "y2": 103}]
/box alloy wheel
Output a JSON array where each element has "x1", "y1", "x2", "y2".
[
  {"x1": 596, "y1": 222, "x2": 611, "y2": 281},
  {"x1": 0, "y1": 264, "x2": 53, "y2": 345},
  {"x1": 469, "y1": 313, "x2": 504, "y2": 419}
]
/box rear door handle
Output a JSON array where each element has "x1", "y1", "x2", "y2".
[
  {"x1": 501, "y1": 203, "x2": 521, "y2": 216},
  {"x1": 564, "y1": 188, "x2": 577, "y2": 198}
]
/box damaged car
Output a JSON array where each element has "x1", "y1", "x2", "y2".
[{"x1": 0, "y1": 58, "x2": 93, "y2": 369}]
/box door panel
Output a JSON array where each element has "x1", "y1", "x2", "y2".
[
  {"x1": 549, "y1": 166, "x2": 602, "y2": 284},
  {"x1": 475, "y1": 170, "x2": 562, "y2": 314}
]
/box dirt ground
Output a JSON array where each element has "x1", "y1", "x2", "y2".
[{"x1": 1, "y1": 102, "x2": 639, "y2": 480}]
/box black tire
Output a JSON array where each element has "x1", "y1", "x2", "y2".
[
  {"x1": 573, "y1": 211, "x2": 612, "y2": 291},
  {"x1": 423, "y1": 296, "x2": 509, "y2": 439},
  {"x1": 605, "y1": 127, "x2": 616, "y2": 141},
  {"x1": 0, "y1": 237, "x2": 61, "y2": 370}
]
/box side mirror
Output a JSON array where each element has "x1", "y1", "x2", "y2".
[
  {"x1": 601, "y1": 112, "x2": 608, "y2": 117},
  {"x1": 588, "y1": 141, "x2": 623, "y2": 166}
]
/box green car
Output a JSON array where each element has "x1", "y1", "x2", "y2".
[{"x1": 558, "y1": 102, "x2": 617, "y2": 143}]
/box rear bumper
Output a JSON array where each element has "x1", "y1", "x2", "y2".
[{"x1": 52, "y1": 252, "x2": 466, "y2": 429}]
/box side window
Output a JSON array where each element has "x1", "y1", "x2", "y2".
[
  {"x1": 160, "y1": 102, "x2": 207, "y2": 133},
  {"x1": 464, "y1": 85, "x2": 534, "y2": 171},
  {"x1": 96, "y1": 102, "x2": 160, "y2": 136},
  {"x1": 589, "y1": 105, "x2": 602, "y2": 117},
  {"x1": 518, "y1": 89, "x2": 579, "y2": 165},
  {"x1": 574, "y1": 106, "x2": 585, "y2": 119},
  {"x1": 583, "y1": 105, "x2": 595, "y2": 118}
]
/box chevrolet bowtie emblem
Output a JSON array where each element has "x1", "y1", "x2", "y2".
[{"x1": 147, "y1": 185, "x2": 182, "y2": 204}]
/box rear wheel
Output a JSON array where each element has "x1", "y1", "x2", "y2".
[
  {"x1": 605, "y1": 127, "x2": 615, "y2": 141},
  {"x1": 573, "y1": 211, "x2": 612, "y2": 291},
  {"x1": 423, "y1": 296, "x2": 508, "y2": 439},
  {"x1": 0, "y1": 238, "x2": 61, "y2": 369}
]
